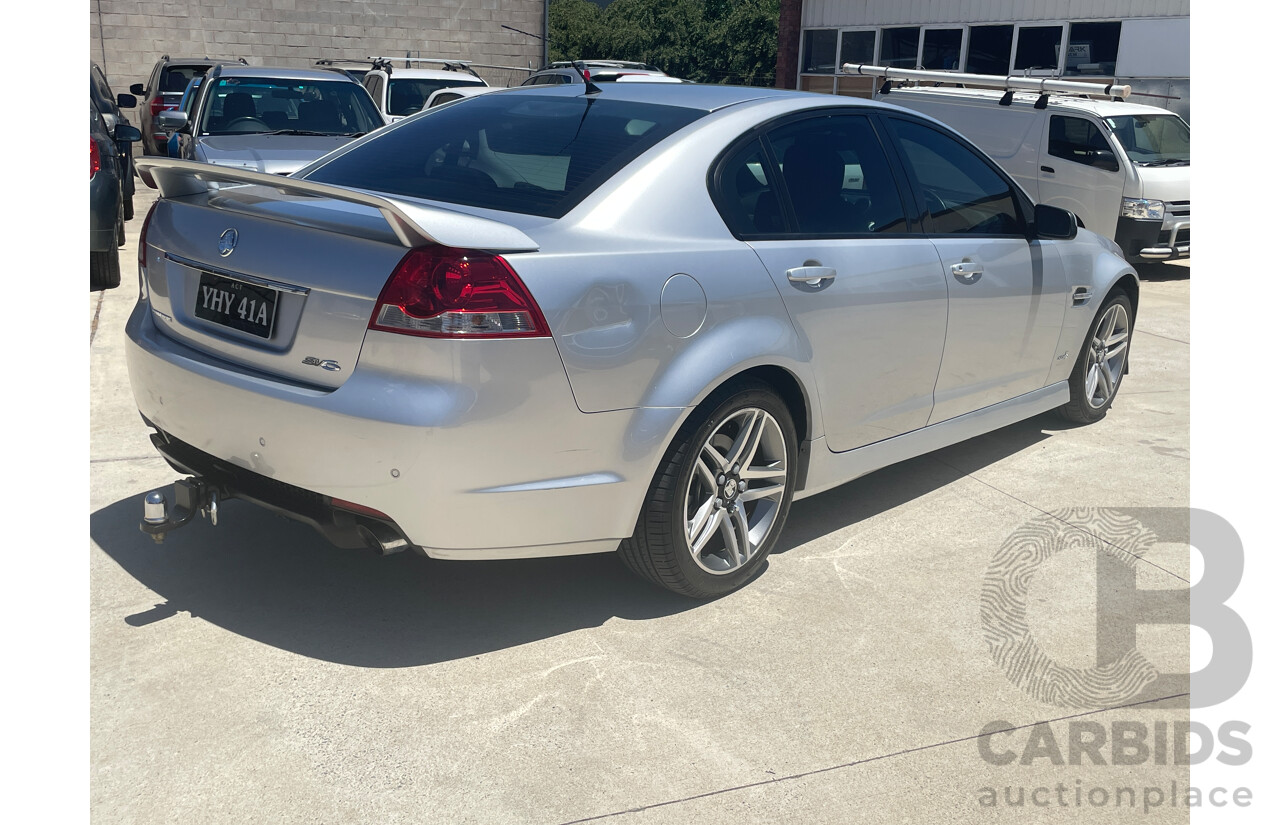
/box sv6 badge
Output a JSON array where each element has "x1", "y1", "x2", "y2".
[{"x1": 302, "y1": 356, "x2": 342, "y2": 372}]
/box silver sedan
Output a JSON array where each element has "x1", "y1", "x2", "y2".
[{"x1": 128, "y1": 83, "x2": 1137, "y2": 597}]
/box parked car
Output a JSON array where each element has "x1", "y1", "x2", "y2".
[
  {"x1": 129, "y1": 83, "x2": 1137, "y2": 597},
  {"x1": 155, "y1": 64, "x2": 385, "y2": 175},
  {"x1": 165, "y1": 76, "x2": 204, "y2": 157},
  {"x1": 861, "y1": 64, "x2": 1190, "y2": 264},
  {"x1": 91, "y1": 62, "x2": 138, "y2": 220},
  {"x1": 361, "y1": 63, "x2": 487, "y2": 122},
  {"x1": 130, "y1": 55, "x2": 249, "y2": 155},
  {"x1": 314, "y1": 58, "x2": 374, "y2": 83},
  {"x1": 520, "y1": 60, "x2": 667, "y2": 85},
  {"x1": 423, "y1": 85, "x2": 505, "y2": 109},
  {"x1": 90, "y1": 102, "x2": 140, "y2": 290}
]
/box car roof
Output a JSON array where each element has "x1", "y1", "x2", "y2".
[
  {"x1": 497, "y1": 82, "x2": 868, "y2": 113},
  {"x1": 213, "y1": 65, "x2": 361, "y2": 83}
]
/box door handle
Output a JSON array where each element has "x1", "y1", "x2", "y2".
[
  {"x1": 786, "y1": 265, "x2": 837, "y2": 286},
  {"x1": 950, "y1": 260, "x2": 983, "y2": 285},
  {"x1": 1041, "y1": 165, "x2": 1055, "y2": 174}
]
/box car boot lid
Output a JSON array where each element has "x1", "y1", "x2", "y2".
[{"x1": 136, "y1": 157, "x2": 539, "y2": 252}]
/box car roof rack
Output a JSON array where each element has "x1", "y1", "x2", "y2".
[
  {"x1": 842, "y1": 63, "x2": 1131, "y2": 108},
  {"x1": 367, "y1": 55, "x2": 530, "y2": 76}
]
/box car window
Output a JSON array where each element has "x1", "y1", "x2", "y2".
[
  {"x1": 886, "y1": 117, "x2": 1025, "y2": 236},
  {"x1": 90, "y1": 66, "x2": 115, "y2": 114},
  {"x1": 387, "y1": 78, "x2": 482, "y2": 116},
  {"x1": 764, "y1": 114, "x2": 908, "y2": 236},
  {"x1": 1048, "y1": 116, "x2": 1114, "y2": 167},
  {"x1": 304, "y1": 95, "x2": 705, "y2": 218},
  {"x1": 713, "y1": 139, "x2": 785, "y2": 237},
  {"x1": 161, "y1": 65, "x2": 209, "y2": 93},
  {"x1": 364, "y1": 74, "x2": 385, "y2": 105},
  {"x1": 198, "y1": 76, "x2": 383, "y2": 136}
]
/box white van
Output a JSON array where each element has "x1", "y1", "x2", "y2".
[{"x1": 864, "y1": 74, "x2": 1189, "y2": 265}]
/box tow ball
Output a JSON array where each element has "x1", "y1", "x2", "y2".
[{"x1": 140, "y1": 477, "x2": 221, "y2": 543}]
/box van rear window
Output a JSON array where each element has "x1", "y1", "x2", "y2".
[{"x1": 302, "y1": 94, "x2": 705, "y2": 218}]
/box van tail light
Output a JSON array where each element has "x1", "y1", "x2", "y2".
[
  {"x1": 90, "y1": 139, "x2": 101, "y2": 177},
  {"x1": 370, "y1": 246, "x2": 549, "y2": 338}
]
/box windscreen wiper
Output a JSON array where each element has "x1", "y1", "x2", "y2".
[{"x1": 262, "y1": 129, "x2": 338, "y2": 136}]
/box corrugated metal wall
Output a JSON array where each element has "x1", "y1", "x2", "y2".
[{"x1": 801, "y1": 0, "x2": 1190, "y2": 27}]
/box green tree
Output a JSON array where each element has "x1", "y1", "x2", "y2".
[{"x1": 548, "y1": 0, "x2": 779, "y2": 86}]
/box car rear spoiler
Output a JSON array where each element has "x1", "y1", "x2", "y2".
[{"x1": 134, "y1": 158, "x2": 539, "y2": 252}]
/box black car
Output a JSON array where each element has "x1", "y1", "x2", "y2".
[
  {"x1": 91, "y1": 61, "x2": 137, "y2": 219},
  {"x1": 130, "y1": 55, "x2": 248, "y2": 155},
  {"x1": 90, "y1": 103, "x2": 139, "y2": 290}
]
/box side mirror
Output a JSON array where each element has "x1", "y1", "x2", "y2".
[
  {"x1": 1034, "y1": 204, "x2": 1078, "y2": 240},
  {"x1": 155, "y1": 111, "x2": 189, "y2": 131},
  {"x1": 117, "y1": 93, "x2": 137, "y2": 109},
  {"x1": 115, "y1": 123, "x2": 143, "y2": 143},
  {"x1": 1089, "y1": 149, "x2": 1120, "y2": 173},
  {"x1": 129, "y1": 83, "x2": 145, "y2": 96}
]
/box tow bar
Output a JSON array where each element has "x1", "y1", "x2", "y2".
[{"x1": 139, "y1": 477, "x2": 221, "y2": 543}]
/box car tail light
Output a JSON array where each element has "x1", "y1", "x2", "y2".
[
  {"x1": 90, "y1": 139, "x2": 101, "y2": 178},
  {"x1": 138, "y1": 200, "x2": 159, "y2": 295},
  {"x1": 370, "y1": 246, "x2": 549, "y2": 338},
  {"x1": 150, "y1": 96, "x2": 177, "y2": 118}
]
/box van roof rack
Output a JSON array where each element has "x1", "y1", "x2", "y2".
[{"x1": 842, "y1": 63, "x2": 1131, "y2": 107}]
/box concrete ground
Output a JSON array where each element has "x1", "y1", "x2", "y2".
[{"x1": 91, "y1": 185, "x2": 1192, "y2": 823}]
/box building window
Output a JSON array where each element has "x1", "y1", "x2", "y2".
[
  {"x1": 802, "y1": 29, "x2": 838, "y2": 74},
  {"x1": 921, "y1": 29, "x2": 963, "y2": 70},
  {"x1": 1014, "y1": 25, "x2": 1064, "y2": 73},
  {"x1": 880, "y1": 27, "x2": 921, "y2": 68},
  {"x1": 839, "y1": 30, "x2": 876, "y2": 70},
  {"x1": 965, "y1": 25, "x2": 1013, "y2": 74},
  {"x1": 1064, "y1": 21, "x2": 1122, "y2": 76}
]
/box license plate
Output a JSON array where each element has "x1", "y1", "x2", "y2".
[{"x1": 193, "y1": 272, "x2": 279, "y2": 339}]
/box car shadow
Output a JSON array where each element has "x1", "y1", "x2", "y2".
[{"x1": 91, "y1": 414, "x2": 1056, "y2": 668}]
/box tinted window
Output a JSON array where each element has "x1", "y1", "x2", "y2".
[
  {"x1": 1048, "y1": 116, "x2": 1114, "y2": 167},
  {"x1": 766, "y1": 115, "x2": 907, "y2": 236},
  {"x1": 304, "y1": 95, "x2": 705, "y2": 218},
  {"x1": 388, "y1": 78, "x2": 483, "y2": 115},
  {"x1": 161, "y1": 65, "x2": 209, "y2": 93},
  {"x1": 922, "y1": 29, "x2": 962, "y2": 70},
  {"x1": 966, "y1": 25, "x2": 1013, "y2": 74},
  {"x1": 888, "y1": 118, "x2": 1024, "y2": 236},
  {"x1": 1014, "y1": 26, "x2": 1064, "y2": 72},
  {"x1": 803, "y1": 29, "x2": 838, "y2": 73},
  {"x1": 879, "y1": 27, "x2": 921, "y2": 68},
  {"x1": 1065, "y1": 21, "x2": 1122, "y2": 76},
  {"x1": 714, "y1": 140, "x2": 784, "y2": 237},
  {"x1": 839, "y1": 31, "x2": 876, "y2": 67}
]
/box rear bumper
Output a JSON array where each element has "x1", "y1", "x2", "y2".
[{"x1": 124, "y1": 301, "x2": 681, "y2": 558}]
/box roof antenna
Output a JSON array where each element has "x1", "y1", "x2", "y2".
[{"x1": 572, "y1": 60, "x2": 603, "y2": 95}]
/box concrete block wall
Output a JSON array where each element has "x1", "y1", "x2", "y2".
[{"x1": 91, "y1": 0, "x2": 547, "y2": 93}]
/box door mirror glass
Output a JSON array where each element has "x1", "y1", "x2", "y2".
[
  {"x1": 129, "y1": 83, "x2": 145, "y2": 96},
  {"x1": 1034, "y1": 204, "x2": 1078, "y2": 240}
]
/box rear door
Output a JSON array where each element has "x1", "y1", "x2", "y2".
[
  {"x1": 720, "y1": 113, "x2": 949, "y2": 453},
  {"x1": 882, "y1": 115, "x2": 1067, "y2": 423}
]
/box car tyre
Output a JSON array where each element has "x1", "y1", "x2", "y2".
[
  {"x1": 1058, "y1": 292, "x2": 1133, "y2": 424},
  {"x1": 91, "y1": 202, "x2": 123, "y2": 291},
  {"x1": 619, "y1": 380, "x2": 798, "y2": 598}
]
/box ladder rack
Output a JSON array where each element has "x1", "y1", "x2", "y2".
[{"x1": 842, "y1": 63, "x2": 1131, "y2": 103}]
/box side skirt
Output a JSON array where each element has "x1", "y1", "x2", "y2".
[{"x1": 795, "y1": 381, "x2": 1070, "y2": 501}]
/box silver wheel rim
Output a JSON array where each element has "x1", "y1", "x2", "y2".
[
  {"x1": 1085, "y1": 303, "x2": 1130, "y2": 409},
  {"x1": 683, "y1": 407, "x2": 788, "y2": 575}
]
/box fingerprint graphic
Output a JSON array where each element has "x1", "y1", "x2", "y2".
[{"x1": 981, "y1": 508, "x2": 1161, "y2": 708}]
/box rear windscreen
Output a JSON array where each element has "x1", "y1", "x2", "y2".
[{"x1": 302, "y1": 94, "x2": 706, "y2": 218}]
